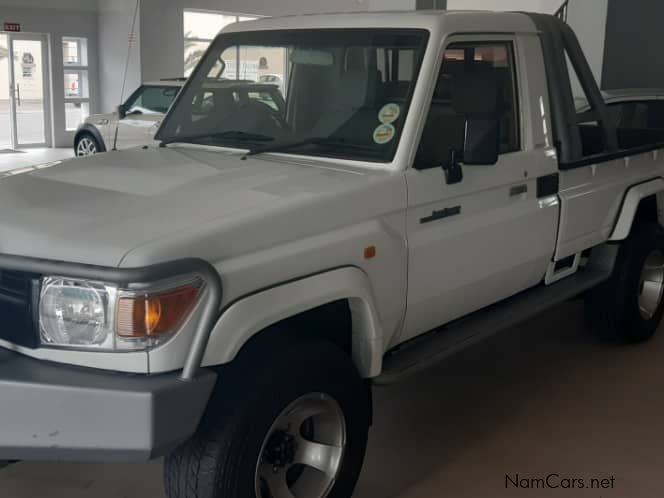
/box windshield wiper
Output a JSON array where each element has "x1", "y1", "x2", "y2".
[
  {"x1": 244, "y1": 137, "x2": 371, "y2": 157},
  {"x1": 160, "y1": 131, "x2": 275, "y2": 147}
]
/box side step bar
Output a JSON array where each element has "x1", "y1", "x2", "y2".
[{"x1": 375, "y1": 267, "x2": 612, "y2": 385}]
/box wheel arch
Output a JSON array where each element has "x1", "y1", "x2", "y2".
[
  {"x1": 609, "y1": 178, "x2": 664, "y2": 241},
  {"x1": 74, "y1": 124, "x2": 107, "y2": 152},
  {"x1": 201, "y1": 266, "x2": 384, "y2": 378}
]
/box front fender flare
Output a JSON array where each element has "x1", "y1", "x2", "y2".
[
  {"x1": 609, "y1": 178, "x2": 664, "y2": 241},
  {"x1": 201, "y1": 267, "x2": 384, "y2": 378}
]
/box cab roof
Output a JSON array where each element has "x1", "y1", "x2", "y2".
[
  {"x1": 221, "y1": 10, "x2": 539, "y2": 36},
  {"x1": 143, "y1": 80, "x2": 186, "y2": 88}
]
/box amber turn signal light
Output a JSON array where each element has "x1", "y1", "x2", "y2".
[{"x1": 116, "y1": 285, "x2": 200, "y2": 338}]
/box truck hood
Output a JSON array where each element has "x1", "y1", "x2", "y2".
[{"x1": 0, "y1": 146, "x2": 395, "y2": 267}]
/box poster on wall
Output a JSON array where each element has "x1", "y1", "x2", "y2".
[{"x1": 21, "y1": 52, "x2": 35, "y2": 78}]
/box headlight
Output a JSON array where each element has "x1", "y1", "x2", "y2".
[
  {"x1": 39, "y1": 276, "x2": 202, "y2": 351},
  {"x1": 40, "y1": 278, "x2": 113, "y2": 348}
]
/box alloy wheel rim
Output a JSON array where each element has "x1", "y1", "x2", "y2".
[
  {"x1": 254, "y1": 393, "x2": 346, "y2": 498},
  {"x1": 76, "y1": 138, "x2": 97, "y2": 156},
  {"x1": 638, "y1": 249, "x2": 664, "y2": 320}
]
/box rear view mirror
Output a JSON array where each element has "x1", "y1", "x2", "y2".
[
  {"x1": 117, "y1": 104, "x2": 126, "y2": 120},
  {"x1": 463, "y1": 117, "x2": 500, "y2": 165},
  {"x1": 289, "y1": 49, "x2": 333, "y2": 66}
]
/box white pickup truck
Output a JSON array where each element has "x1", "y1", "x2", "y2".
[{"x1": 2, "y1": 11, "x2": 664, "y2": 498}]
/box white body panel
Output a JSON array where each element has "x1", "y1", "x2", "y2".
[{"x1": 556, "y1": 151, "x2": 664, "y2": 259}]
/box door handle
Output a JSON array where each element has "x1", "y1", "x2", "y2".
[{"x1": 510, "y1": 184, "x2": 528, "y2": 197}]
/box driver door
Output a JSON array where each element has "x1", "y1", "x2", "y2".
[{"x1": 401, "y1": 36, "x2": 559, "y2": 342}]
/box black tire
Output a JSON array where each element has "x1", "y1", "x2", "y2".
[
  {"x1": 585, "y1": 222, "x2": 664, "y2": 343},
  {"x1": 164, "y1": 339, "x2": 371, "y2": 498},
  {"x1": 74, "y1": 132, "x2": 102, "y2": 157}
]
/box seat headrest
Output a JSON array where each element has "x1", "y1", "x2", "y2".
[
  {"x1": 452, "y1": 71, "x2": 500, "y2": 115},
  {"x1": 333, "y1": 70, "x2": 376, "y2": 110}
]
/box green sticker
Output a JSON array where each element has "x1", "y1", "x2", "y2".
[
  {"x1": 373, "y1": 124, "x2": 396, "y2": 145},
  {"x1": 378, "y1": 103, "x2": 401, "y2": 124}
]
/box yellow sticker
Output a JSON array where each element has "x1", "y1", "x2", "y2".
[
  {"x1": 373, "y1": 124, "x2": 396, "y2": 145},
  {"x1": 378, "y1": 103, "x2": 401, "y2": 124}
]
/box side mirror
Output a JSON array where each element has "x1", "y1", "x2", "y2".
[
  {"x1": 117, "y1": 104, "x2": 126, "y2": 120},
  {"x1": 463, "y1": 117, "x2": 500, "y2": 165}
]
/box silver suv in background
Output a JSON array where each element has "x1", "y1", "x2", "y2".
[{"x1": 73, "y1": 79, "x2": 185, "y2": 156}]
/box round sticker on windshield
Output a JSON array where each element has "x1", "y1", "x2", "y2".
[
  {"x1": 378, "y1": 103, "x2": 401, "y2": 124},
  {"x1": 373, "y1": 124, "x2": 396, "y2": 145}
]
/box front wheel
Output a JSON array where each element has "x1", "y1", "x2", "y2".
[
  {"x1": 164, "y1": 340, "x2": 371, "y2": 498},
  {"x1": 586, "y1": 222, "x2": 664, "y2": 342},
  {"x1": 74, "y1": 133, "x2": 102, "y2": 157}
]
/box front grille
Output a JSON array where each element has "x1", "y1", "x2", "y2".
[{"x1": 0, "y1": 270, "x2": 40, "y2": 348}]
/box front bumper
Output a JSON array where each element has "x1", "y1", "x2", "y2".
[{"x1": 0, "y1": 348, "x2": 216, "y2": 461}]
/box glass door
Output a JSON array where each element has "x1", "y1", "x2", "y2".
[
  {"x1": 0, "y1": 34, "x2": 13, "y2": 150},
  {"x1": 8, "y1": 34, "x2": 50, "y2": 147}
]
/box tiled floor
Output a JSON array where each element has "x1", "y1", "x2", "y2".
[
  {"x1": 0, "y1": 147, "x2": 74, "y2": 173},
  {"x1": 2, "y1": 149, "x2": 664, "y2": 497},
  {"x1": 3, "y1": 302, "x2": 664, "y2": 497}
]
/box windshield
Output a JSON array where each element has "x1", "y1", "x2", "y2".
[{"x1": 157, "y1": 29, "x2": 428, "y2": 162}]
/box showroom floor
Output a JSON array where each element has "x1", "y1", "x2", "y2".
[
  {"x1": 0, "y1": 147, "x2": 74, "y2": 173},
  {"x1": 1, "y1": 149, "x2": 664, "y2": 498}
]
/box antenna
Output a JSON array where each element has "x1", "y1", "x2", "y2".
[{"x1": 112, "y1": 0, "x2": 140, "y2": 151}]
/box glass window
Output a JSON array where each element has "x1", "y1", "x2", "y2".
[
  {"x1": 160, "y1": 29, "x2": 428, "y2": 162},
  {"x1": 63, "y1": 39, "x2": 80, "y2": 65},
  {"x1": 64, "y1": 70, "x2": 88, "y2": 98},
  {"x1": 184, "y1": 11, "x2": 238, "y2": 41},
  {"x1": 124, "y1": 85, "x2": 180, "y2": 115},
  {"x1": 416, "y1": 41, "x2": 520, "y2": 168},
  {"x1": 65, "y1": 102, "x2": 90, "y2": 131},
  {"x1": 183, "y1": 10, "x2": 259, "y2": 76},
  {"x1": 607, "y1": 101, "x2": 664, "y2": 130}
]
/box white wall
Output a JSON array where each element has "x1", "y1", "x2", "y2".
[
  {"x1": 0, "y1": 3, "x2": 100, "y2": 146},
  {"x1": 98, "y1": 0, "x2": 141, "y2": 114}
]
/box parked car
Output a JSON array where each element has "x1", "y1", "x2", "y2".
[
  {"x1": 4, "y1": 12, "x2": 664, "y2": 498},
  {"x1": 73, "y1": 79, "x2": 185, "y2": 156},
  {"x1": 576, "y1": 88, "x2": 664, "y2": 130}
]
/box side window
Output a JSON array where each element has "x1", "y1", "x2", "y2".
[
  {"x1": 416, "y1": 41, "x2": 520, "y2": 168},
  {"x1": 646, "y1": 101, "x2": 664, "y2": 129},
  {"x1": 126, "y1": 86, "x2": 179, "y2": 115},
  {"x1": 607, "y1": 102, "x2": 649, "y2": 129}
]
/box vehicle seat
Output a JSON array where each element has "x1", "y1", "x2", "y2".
[
  {"x1": 312, "y1": 69, "x2": 379, "y2": 142},
  {"x1": 416, "y1": 71, "x2": 500, "y2": 168}
]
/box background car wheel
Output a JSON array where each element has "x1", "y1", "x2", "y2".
[
  {"x1": 75, "y1": 133, "x2": 102, "y2": 156},
  {"x1": 585, "y1": 222, "x2": 664, "y2": 343},
  {"x1": 164, "y1": 339, "x2": 371, "y2": 498}
]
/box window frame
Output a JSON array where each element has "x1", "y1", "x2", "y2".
[{"x1": 414, "y1": 36, "x2": 522, "y2": 170}]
